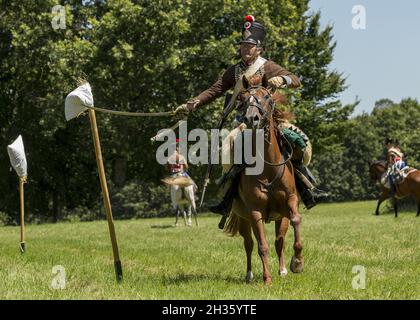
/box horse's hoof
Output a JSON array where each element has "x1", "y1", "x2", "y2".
[
  {"x1": 279, "y1": 268, "x2": 288, "y2": 277},
  {"x1": 246, "y1": 271, "x2": 254, "y2": 283},
  {"x1": 290, "y1": 256, "x2": 304, "y2": 273},
  {"x1": 264, "y1": 277, "x2": 273, "y2": 286}
]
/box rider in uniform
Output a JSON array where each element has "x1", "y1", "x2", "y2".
[
  {"x1": 167, "y1": 138, "x2": 189, "y2": 178},
  {"x1": 383, "y1": 138, "x2": 407, "y2": 193},
  {"x1": 176, "y1": 16, "x2": 327, "y2": 225}
]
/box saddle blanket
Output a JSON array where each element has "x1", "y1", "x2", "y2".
[
  {"x1": 161, "y1": 173, "x2": 197, "y2": 190},
  {"x1": 381, "y1": 166, "x2": 417, "y2": 188},
  {"x1": 221, "y1": 123, "x2": 312, "y2": 174}
]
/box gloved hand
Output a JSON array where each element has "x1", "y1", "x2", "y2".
[
  {"x1": 186, "y1": 99, "x2": 200, "y2": 111},
  {"x1": 268, "y1": 76, "x2": 285, "y2": 89},
  {"x1": 173, "y1": 99, "x2": 200, "y2": 116},
  {"x1": 174, "y1": 104, "x2": 189, "y2": 116}
]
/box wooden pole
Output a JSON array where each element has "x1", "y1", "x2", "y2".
[
  {"x1": 88, "y1": 109, "x2": 123, "y2": 282},
  {"x1": 19, "y1": 177, "x2": 26, "y2": 253}
]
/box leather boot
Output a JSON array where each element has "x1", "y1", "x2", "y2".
[
  {"x1": 208, "y1": 167, "x2": 243, "y2": 217},
  {"x1": 207, "y1": 180, "x2": 237, "y2": 216},
  {"x1": 294, "y1": 164, "x2": 328, "y2": 209},
  {"x1": 295, "y1": 176, "x2": 317, "y2": 209}
]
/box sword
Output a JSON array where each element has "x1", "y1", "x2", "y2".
[
  {"x1": 199, "y1": 93, "x2": 234, "y2": 208},
  {"x1": 150, "y1": 115, "x2": 187, "y2": 142}
]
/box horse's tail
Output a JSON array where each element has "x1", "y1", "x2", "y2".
[{"x1": 224, "y1": 213, "x2": 240, "y2": 237}]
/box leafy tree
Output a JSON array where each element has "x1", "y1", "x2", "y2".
[{"x1": 0, "y1": 0, "x2": 386, "y2": 222}]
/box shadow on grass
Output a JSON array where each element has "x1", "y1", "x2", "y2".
[
  {"x1": 151, "y1": 224, "x2": 196, "y2": 229},
  {"x1": 150, "y1": 225, "x2": 176, "y2": 229},
  {"x1": 163, "y1": 273, "x2": 246, "y2": 285}
]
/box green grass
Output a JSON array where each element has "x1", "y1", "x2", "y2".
[{"x1": 0, "y1": 201, "x2": 419, "y2": 300}]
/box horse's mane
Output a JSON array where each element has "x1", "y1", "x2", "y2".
[
  {"x1": 273, "y1": 109, "x2": 295, "y2": 126},
  {"x1": 371, "y1": 159, "x2": 387, "y2": 168}
]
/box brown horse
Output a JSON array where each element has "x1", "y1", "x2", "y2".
[
  {"x1": 224, "y1": 75, "x2": 303, "y2": 284},
  {"x1": 369, "y1": 160, "x2": 420, "y2": 217}
]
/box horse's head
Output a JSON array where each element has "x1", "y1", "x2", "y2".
[
  {"x1": 238, "y1": 74, "x2": 273, "y2": 129},
  {"x1": 368, "y1": 160, "x2": 387, "y2": 181}
]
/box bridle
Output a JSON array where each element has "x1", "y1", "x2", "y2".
[
  {"x1": 238, "y1": 85, "x2": 293, "y2": 167},
  {"x1": 237, "y1": 85, "x2": 294, "y2": 191},
  {"x1": 238, "y1": 85, "x2": 273, "y2": 127}
]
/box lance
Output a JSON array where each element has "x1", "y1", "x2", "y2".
[
  {"x1": 65, "y1": 82, "x2": 122, "y2": 282},
  {"x1": 65, "y1": 81, "x2": 183, "y2": 279},
  {"x1": 7, "y1": 135, "x2": 28, "y2": 253},
  {"x1": 88, "y1": 109, "x2": 122, "y2": 282}
]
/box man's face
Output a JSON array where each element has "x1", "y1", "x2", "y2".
[{"x1": 240, "y1": 43, "x2": 260, "y2": 64}]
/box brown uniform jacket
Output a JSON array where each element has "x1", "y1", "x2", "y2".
[{"x1": 194, "y1": 59, "x2": 301, "y2": 109}]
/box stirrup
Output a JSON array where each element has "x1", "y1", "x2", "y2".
[
  {"x1": 302, "y1": 198, "x2": 317, "y2": 210},
  {"x1": 310, "y1": 188, "x2": 328, "y2": 198}
]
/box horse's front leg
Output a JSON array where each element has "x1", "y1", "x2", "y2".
[
  {"x1": 250, "y1": 210, "x2": 272, "y2": 285},
  {"x1": 375, "y1": 200, "x2": 382, "y2": 216},
  {"x1": 288, "y1": 194, "x2": 304, "y2": 273},
  {"x1": 275, "y1": 217, "x2": 289, "y2": 277},
  {"x1": 238, "y1": 217, "x2": 254, "y2": 283},
  {"x1": 376, "y1": 189, "x2": 390, "y2": 215},
  {"x1": 393, "y1": 197, "x2": 398, "y2": 218},
  {"x1": 186, "y1": 185, "x2": 198, "y2": 226},
  {"x1": 193, "y1": 206, "x2": 199, "y2": 226},
  {"x1": 174, "y1": 207, "x2": 180, "y2": 227},
  {"x1": 180, "y1": 204, "x2": 187, "y2": 226},
  {"x1": 186, "y1": 206, "x2": 192, "y2": 227}
]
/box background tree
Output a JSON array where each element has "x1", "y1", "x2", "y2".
[{"x1": 2, "y1": 0, "x2": 416, "y2": 223}]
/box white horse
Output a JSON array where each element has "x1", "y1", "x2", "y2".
[
  {"x1": 163, "y1": 173, "x2": 198, "y2": 227},
  {"x1": 170, "y1": 183, "x2": 198, "y2": 227}
]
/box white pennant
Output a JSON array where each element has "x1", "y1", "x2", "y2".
[
  {"x1": 65, "y1": 82, "x2": 94, "y2": 121},
  {"x1": 7, "y1": 135, "x2": 27, "y2": 177}
]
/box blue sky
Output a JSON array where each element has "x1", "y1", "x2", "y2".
[{"x1": 308, "y1": 0, "x2": 420, "y2": 115}]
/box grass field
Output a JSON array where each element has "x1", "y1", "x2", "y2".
[{"x1": 0, "y1": 200, "x2": 418, "y2": 300}]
